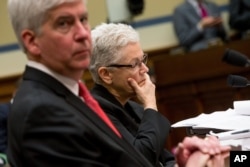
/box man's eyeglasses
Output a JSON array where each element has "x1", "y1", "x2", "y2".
[{"x1": 106, "y1": 53, "x2": 148, "y2": 68}]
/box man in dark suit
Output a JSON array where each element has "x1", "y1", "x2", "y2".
[
  {"x1": 229, "y1": 0, "x2": 250, "y2": 38},
  {"x1": 6, "y1": 0, "x2": 155, "y2": 166},
  {"x1": 173, "y1": 0, "x2": 227, "y2": 52},
  {"x1": 89, "y1": 23, "x2": 231, "y2": 167}
]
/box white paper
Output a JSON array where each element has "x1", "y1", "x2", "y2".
[
  {"x1": 234, "y1": 100, "x2": 250, "y2": 116},
  {"x1": 171, "y1": 108, "x2": 250, "y2": 131},
  {"x1": 171, "y1": 108, "x2": 235, "y2": 128},
  {"x1": 192, "y1": 114, "x2": 250, "y2": 130},
  {"x1": 171, "y1": 106, "x2": 250, "y2": 151}
]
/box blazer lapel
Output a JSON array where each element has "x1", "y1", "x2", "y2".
[
  {"x1": 66, "y1": 94, "x2": 122, "y2": 139},
  {"x1": 127, "y1": 101, "x2": 144, "y2": 119}
]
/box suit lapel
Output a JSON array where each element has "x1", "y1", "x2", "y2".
[
  {"x1": 91, "y1": 84, "x2": 140, "y2": 129},
  {"x1": 186, "y1": 1, "x2": 201, "y2": 19},
  {"x1": 23, "y1": 66, "x2": 119, "y2": 139},
  {"x1": 66, "y1": 93, "x2": 122, "y2": 139}
]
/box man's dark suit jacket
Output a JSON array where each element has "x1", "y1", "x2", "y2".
[
  {"x1": 229, "y1": 0, "x2": 250, "y2": 32},
  {"x1": 91, "y1": 84, "x2": 176, "y2": 167},
  {"x1": 0, "y1": 103, "x2": 10, "y2": 153},
  {"x1": 7, "y1": 66, "x2": 154, "y2": 167},
  {"x1": 173, "y1": 0, "x2": 226, "y2": 52}
]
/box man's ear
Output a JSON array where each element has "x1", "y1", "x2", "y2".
[
  {"x1": 98, "y1": 67, "x2": 112, "y2": 84},
  {"x1": 21, "y1": 30, "x2": 41, "y2": 55}
]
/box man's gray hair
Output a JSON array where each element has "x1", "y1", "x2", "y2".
[{"x1": 7, "y1": 0, "x2": 86, "y2": 52}]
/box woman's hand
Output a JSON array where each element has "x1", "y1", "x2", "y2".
[{"x1": 128, "y1": 73, "x2": 158, "y2": 110}]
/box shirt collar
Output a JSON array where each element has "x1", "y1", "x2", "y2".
[{"x1": 27, "y1": 60, "x2": 79, "y2": 96}]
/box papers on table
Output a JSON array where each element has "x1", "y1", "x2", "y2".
[
  {"x1": 171, "y1": 108, "x2": 250, "y2": 130},
  {"x1": 234, "y1": 100, "x2": 250, "y2": 116},
  {"x1": 171, "y1": 100, "x2": 250, "y2": 150},
  {"x1": 172, "y1": 107, "x2": 250, "y2": 131}
]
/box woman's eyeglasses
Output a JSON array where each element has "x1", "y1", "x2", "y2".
[{"x1": 106, "y1": 53, "x2": 148, "y2": 69}]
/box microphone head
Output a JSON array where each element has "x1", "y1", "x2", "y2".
[
  {"x1": 227, "y1": 74, "x2": 249, "y2": 87},
  {"x1": 222, "y1": 49, "x2": 250, "y2": 67}
]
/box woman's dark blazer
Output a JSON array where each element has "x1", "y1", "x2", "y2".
[
  {"x1": 7, "y1": 66, "x2": 154, "y2": 167},
  {"x1": 91, "y1": 84, "x2": 176, "y2": 167}
]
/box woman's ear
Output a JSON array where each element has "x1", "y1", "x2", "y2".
[
  {"x1": 98, "y1": 67, "x2": 113, "y2": 84},
  {"x1": 21, "y1": 30, "x2": 41, "y2": 55}
]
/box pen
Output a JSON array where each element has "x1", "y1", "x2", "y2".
[{"x1": 231, "y1": 129, "x2": 250, "y2": 135}]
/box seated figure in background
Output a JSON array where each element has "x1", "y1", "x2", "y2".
[{"x1": 173, "y1": 0, "x2": 227, "y2": 52}]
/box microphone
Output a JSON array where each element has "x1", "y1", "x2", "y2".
[
  {"x1": 222, "y1": 49, "x2": 250, "y2": 67},
  {"x1": 227, "y1": 74, "x2": 250, "y2": 87}
]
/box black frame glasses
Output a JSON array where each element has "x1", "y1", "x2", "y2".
[{"x1": 106, "y1": 53, "x2": 148, "y2": 68}]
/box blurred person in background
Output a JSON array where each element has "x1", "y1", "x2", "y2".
[{"x1": 173, "y1": 0, "x2": 227, "y2": 52}]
